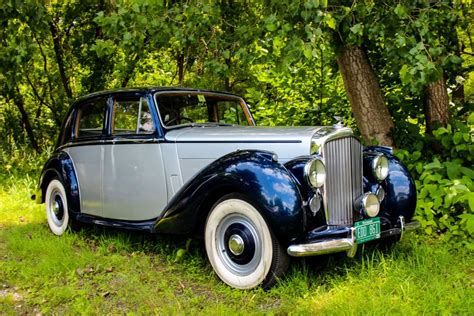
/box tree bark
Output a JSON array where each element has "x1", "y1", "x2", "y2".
[
  {"x1": 13, "y1": 90, "x2": 40, "y2": 153},
  {"x1": 424, "y1": 78, "x2": 450, "y2": 134},
  {"x1": 336, "y1": 46, "x2": 395, "y2": 147},
  {"x1": 50, "y1": 20, "x2": 73, "y2": 99}
]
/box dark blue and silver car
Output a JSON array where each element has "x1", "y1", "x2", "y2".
[{"x1": 35, "y1": 87, "x2": 419, "y2": 289}]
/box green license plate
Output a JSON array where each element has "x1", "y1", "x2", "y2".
[{"x1": 355, "y1": 218, "x2": 381, "y2": 244}]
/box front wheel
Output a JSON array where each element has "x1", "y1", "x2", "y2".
[
  {"x1": 45, "y1": 178, "x2": 72, "y2": 236},
  {"x1": 204, "y1": 194, "x2": 289, "y2": 289}
]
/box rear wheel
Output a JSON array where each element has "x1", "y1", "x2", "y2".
[
  {"x1": 204, "y1": 194, "x2": 289, "y2": 289},
  {"x1": 45, "y1": 178, "x2": 73, "y2": 235}
]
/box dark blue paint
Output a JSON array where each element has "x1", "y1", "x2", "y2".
[
  {"x1": 75, "y1": 213, "x2": 157, "y2": 232},
  {"x1": 154, "y1": 150, "x2": 306, "y2": 244},
  {"x1": 39, "y1": 150, "x2": 81, "y2": 215},
  {"x1": 303, "y1": 225, "x2": 352, "y2": 242},
  {"x1": 284, "y1": 155, "x2": 327, "y2": 230},
  {"x1": 363, "y1": 147, "x2": 417, "y2": 226}
]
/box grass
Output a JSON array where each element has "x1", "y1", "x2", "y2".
[{"x1": 1, "y1": 178, "x2": 473, "y2": 314}]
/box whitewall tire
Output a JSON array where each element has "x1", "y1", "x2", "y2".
[
  {"x1": 205, "y1": 194, "x2": 289, "y2": 289},
  {"x1": 45, "y1": 179, "x2": 70, "y2": 236}
]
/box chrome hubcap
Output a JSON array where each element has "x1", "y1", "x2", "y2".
[
  {"x1": 49, "y1": 189, "x2": 64, "y2": 226},
  {"x1": 228, "y1": 234, "x2": 245, "y2": 255},
  {"x1": 53, "y1": 201, "x2": 60, "y2": 214}
]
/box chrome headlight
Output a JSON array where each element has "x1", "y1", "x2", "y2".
[
  {"x1": 372, "y1": 154, "x2": 389, "y2": 181},
  {"x1": 304, "y1": 158, "x2": 326, "y2": 189},
  {"x1": 361, "y1": 193, "x2": 380, "y2": 217}
]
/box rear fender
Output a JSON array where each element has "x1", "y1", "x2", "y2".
[
  {"x1": 155, "y1": 150, "x2": 306, "y2": 244},
  {"x1": 39, "y1": 151, "x2": 80, "y2": 214}
]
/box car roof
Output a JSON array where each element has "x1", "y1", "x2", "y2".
[{"x1": 74, "y1": 87, "x2": 241, "y2": 104}]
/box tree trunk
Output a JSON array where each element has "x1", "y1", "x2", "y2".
[
  {"x1": 13, "y1": 90, "x2": 40, "y2": 153},
  {"x1": 336, "y1": 46, "x2": 395, "y2": 147},
  {"x1": 50, "y1": 20, "x2": 73, "y2": 99},
  {"x1": 424, "y1": 78, "x2": 450, "y2": 134}
]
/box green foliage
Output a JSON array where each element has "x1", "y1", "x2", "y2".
[{"x1": 397, "y1": 114, "x2": 474, "y2": 248}]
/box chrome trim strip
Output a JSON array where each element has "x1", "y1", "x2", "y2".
[
  {"x1": 311, "y1": 127, "x2": 354, "y2": 155},
  {"x1": 57, "y1": 138, "x2": 161, "y2": 150},
  {"x1": 287, "y1": 228, "x2": 357, "y2": 257}
]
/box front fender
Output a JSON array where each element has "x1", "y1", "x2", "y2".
[
  {"x1": 363, "y1": 146, "x2": 417, "y2": 226},
  {"x1": 155, "y1": 150, "x2": 306, "y2": 244},
  {"x1": 39, "y1": 150, "x2": 80, "y2": 214}
]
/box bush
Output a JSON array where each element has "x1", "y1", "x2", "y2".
[{"x1": 396, "y1": 113, "x2": 474, "y2": 249}]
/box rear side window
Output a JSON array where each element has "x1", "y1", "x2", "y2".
[
  {"x1": 112, "y1": 97, "x2": 155, "y2": 135},
  {"x1": 57, "y1": 111, "x2": 74, "y2": 146},
  {"x1": 75, "y1": 98, "x2": 106, "y2": 139}
]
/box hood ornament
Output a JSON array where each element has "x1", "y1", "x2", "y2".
[{"x1": 333, "y1": 116, "x2": 344, "y2": 129}]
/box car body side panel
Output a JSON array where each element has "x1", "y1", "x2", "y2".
[
  {"x1": 155, "y1": 150, "x2": 306, "y2": 244},
  {"x1": 102, "y1": 143, "x2": 167, "y2": 221},
  {"x1": 64, "y1": 145, "x2": 103, "y2": 217}
]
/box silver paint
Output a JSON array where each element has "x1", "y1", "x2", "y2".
[
  {"x1": 65, "y1": 146, "x2": 103, "y2": 216},
  {"x1": 102, "y1": 143, "x2": 167, "y2": 220}
]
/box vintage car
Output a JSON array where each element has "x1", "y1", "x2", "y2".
[{"x1": 34, "y1": 87, "x2": 419, "y2": 289}]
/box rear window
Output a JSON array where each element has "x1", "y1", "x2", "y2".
[{"x1": 75, "y1": 98, "x2": 106, "y2": 139}]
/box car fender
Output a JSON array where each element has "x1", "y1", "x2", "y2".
[
  {"x1": 363, "y1": 146, "x2": 417, "y2": 225},
  {"x1": 39, "y1": 151, "x2": 81, "y2": 215},
  {"x1": 155, "y1": 150, "x2": 306, "y2": 244}
]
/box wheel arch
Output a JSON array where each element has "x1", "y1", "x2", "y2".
[
  {"x1": 154, "y1": 150, "x2": 306, "y2": 245},
  {"x1": 39, "y1": 151, "x2": 81, "y2": 215},
  {"x1": 363, "y1": 146, "x2": 417, "y2": 225}
]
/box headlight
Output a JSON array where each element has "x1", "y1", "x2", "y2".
[
  {"x1": 372, "y1": 154, "x2": 389, "y2": 181},
  {"x1": 304, "y1": 159, "x2": 326, "y2": 189},
  {"x1": 361, "y1": 193, "x2": 380, "y2": 217}
]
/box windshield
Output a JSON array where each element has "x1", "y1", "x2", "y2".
[{"x1": 155, "y1": 92, "x2": 254, "y2": 128}]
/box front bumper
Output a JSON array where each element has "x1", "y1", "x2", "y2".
[{"x1": 287, "y1": 216, "x2": 420, "y2": 257}]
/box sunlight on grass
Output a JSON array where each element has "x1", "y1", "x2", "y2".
[{"x1": 1, "y1": 180, "x2": 473, "y2": 314}]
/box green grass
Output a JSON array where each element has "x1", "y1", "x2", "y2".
[{"x1": 1, "y1": 179, "x2": 473, "y2": 314}]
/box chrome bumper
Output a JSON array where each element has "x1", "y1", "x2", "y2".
[{"x1": 287, "y1": 216, "x2": 420, "y2": 258}]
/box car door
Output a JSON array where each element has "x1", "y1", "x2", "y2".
[
  {"x1": 64, "y1": 96, "x2": 107, "y2": 217},
  {"x1": 102, "y1": 93, "x2": 167, "y2": 221}
]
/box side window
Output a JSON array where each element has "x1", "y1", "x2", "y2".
[
  {"x1": 112, "y1": 97, "x2": 155, "y2": 135},
  {"x1": 75, "y1": 99, "x2": 106, "y2": 139}
]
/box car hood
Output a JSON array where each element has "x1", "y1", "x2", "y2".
[
  {"x1": 165, "y1": 125, "x2": 321, "y2": 143},
  {"x1": 165, "y1": 126, "x2": 325, "y2": 161}
]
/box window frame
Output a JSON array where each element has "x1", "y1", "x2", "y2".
[
  {"x1": 72, "y1": 96, "x2": 108, "y2": 142},
  {"x1": 107, "y1": 92, "x2": 160, "y2": 140},
  {"x1": 153, "y1": 91, "x2": 256, "y2": 130}
]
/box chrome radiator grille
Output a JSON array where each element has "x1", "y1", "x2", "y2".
[{"x1": 323, "y1": 137, "x2": 363, "y2": 226}]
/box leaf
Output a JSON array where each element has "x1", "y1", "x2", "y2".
[
  {"x1": 350, "y1": 23, "x2": 363, "y2": 35},
  {"x1": 394, "y1": 4, "x2": 408, "y2": 19},
  {"x1": 469, "y1": 193, "x2": 474, "y2": 212},
  {"x1": 453, "y1": 132, "x2": 464, "y2": 145},
  {"x1": 399, "y1": 64, "x2": 410, "y2": 85},
  {"x1": 445, "y1": 161, "x2": 461, "y2": 180},
  {"x1": 424, "y1": 158, "x2": 441, "y2": 170},
  {"x1": 132, "y1": 3, "x2": 140, "y2": 13},
  {"x1": 461, "y1": 167, "x2": 474, "y2": 179},
  {"x1": 326, "y1": 17, "x2": 336, "y2": 30}
]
